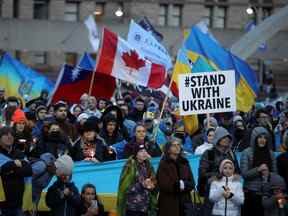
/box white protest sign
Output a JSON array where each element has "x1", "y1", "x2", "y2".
[{"x1": 178, "y1": 70, "x2": 236, "y2": 115}]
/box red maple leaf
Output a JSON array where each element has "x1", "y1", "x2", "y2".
[{"x1": 121, "y1": 50, "x2": 146, "y2": 70}]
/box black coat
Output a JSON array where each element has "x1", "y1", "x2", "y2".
[
  {"x1": 277, "y1": 152, "x2": 288, "y2": 190},
  {"x1": 0, "y1": 146, "x2": 32, "y2": 209},
  {"x1": 45, "y1": 178, "x2": 81, "y2": 216}
]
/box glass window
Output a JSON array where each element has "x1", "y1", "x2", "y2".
[
  {"x1": 213, "y1": 6, "x2": 226, "y2": 29},
  {"x1": 34, "y1": 0, "x2": 49, "y2": 20},
  {"x1": 203, "y1": 6, "x2": 213, "y2": 27},
  {"x1": 262, "y1": 7, "x2": 272, "y2": 19},
  {"x1": 94, "y1": 3, "x2": 104, "y2": 17},
  {"x1": 65, "y1": 52, "x2": 78, "y2": 66},
  {"x1": 64, "y1": 2, "x2": 79, "y2": 22},
  {"x1": 158, "y1": 4, "x2": 168, "y2": 26},
  {"x1": 169, "y1": 5, "x2": 182, "y2": 27},
  {"x1": 32, "y1": 51, "x2": 47, "y2": 65},
  {"x1": 13, "y1": 0, "x2": 19, "y2": 18}
]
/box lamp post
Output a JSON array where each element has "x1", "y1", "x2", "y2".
[{"x1": 246, "y1": 5, "x2": 264, "y2": 86}]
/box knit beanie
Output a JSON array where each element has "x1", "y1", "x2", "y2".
[
  {"x1": 12, "y1": 109, "x2": 27, "y2": 123},
  {"x1": 133, "y1": 144, "x2": 147, "y2": 156},
  {"x1": 219, "y1": 159, "x2": 234, "y2": 174},
  {"x1": 55, "y1": 155, "x2": 74, "y2": 176}
]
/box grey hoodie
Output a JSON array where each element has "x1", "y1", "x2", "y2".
[
  {"x1": 240, "y1": 126, "x2": 277, "y2": 192},
  {"x1": 212, "y1": 127, "x2": 232, "y2": 146}
]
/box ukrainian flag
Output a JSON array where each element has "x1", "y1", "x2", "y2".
[
  {"x1": 0, "y1": 53, "x2": 54, "y2": 103},
  {"x1": 183, "y1": 23, "x2": 259, "y2": 112}
]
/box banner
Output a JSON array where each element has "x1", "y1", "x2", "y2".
[
  {"x1": 178, "y1": 70, "x2": 236, "y2": 115},
  {"x1": 127, "y1": 20, "x2": 172, "y2": 70}
]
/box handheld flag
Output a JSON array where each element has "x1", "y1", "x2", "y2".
[
  {"x1": 50, "y1": 53, "x2": 115, "y2": 104},
  {"x1": 95, "y1": 28, "x2": 166, "y2": 89}
]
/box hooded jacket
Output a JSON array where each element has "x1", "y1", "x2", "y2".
[
  {"x1": 240, "y1": 126, "x2": 277, "y2": 192},
  {"x1": 198, "y1": 127, "x2": 240, "y2": 196}
]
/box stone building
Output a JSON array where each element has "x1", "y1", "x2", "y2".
[{"x1": 0, "y1": 0, "x2": 287, "y2": 93}]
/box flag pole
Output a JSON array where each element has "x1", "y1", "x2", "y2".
[
  {"x1": 88, "y1": 69, "x2": 96, "y2": 96},
  {"x1": 152, "y1": 73, "x2": 174, "y2": 141}
]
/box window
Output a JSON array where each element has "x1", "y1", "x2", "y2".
[
  {"x1": 158, "y1": 4, "x2": 168, "y2": 26},
  {"x1": 32, "y1": 51, "x2": 47, "y2": 65},
  {"x1": 65, "y1": 52, "x2": 78, "y2": 66},
  {"x1": 204, "y1": 5, "x2": 227, "y2": 29},
  {"x1": 203, "y1": 6, "x2": 213, "y2": 27},
  {"x1": 94, "y1": 3, "x2": 105, "y2": 17},
  {"x1": 34, "y1": 0, "x2": 49, "y2": 20},
  {"x1": 158, "y1": 4, "x2": 182, "y2": 27},
  {"x1": 13, "y1": 0, "x2": 19, "y2": 18},
  {"x1": 169, "y1": 5, "x2": 182, "y2": 27},
  {"x1": 262, "y1": 7, "x2": 272, "y2": 19},
  {"x1": 64, "y1": 2, "x2": 79, "y2": 22},
  {"x1": 0, "y1": 0, "x2": 2, "y2": 17},
  {"x1": 213, "y1": 6, "x2": 227, "y2": 28}
]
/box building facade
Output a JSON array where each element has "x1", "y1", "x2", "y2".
[{"x1": 0, "y1": 0, "x2": 288, "y2": 92}]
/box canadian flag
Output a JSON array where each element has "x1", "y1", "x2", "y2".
[{"x1": 95, "y1": 28, "x2": 166, "y2": 89}]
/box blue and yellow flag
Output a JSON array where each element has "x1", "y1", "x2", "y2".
[
  {"x1": 0, "y1": 53, "x2": 54, "y2": 103},
  {"x1": 183, "y1": 23, "x2": 259, "y2": 112}
]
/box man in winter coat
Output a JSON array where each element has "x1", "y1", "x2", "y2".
[{"x1": 0, "y1": 126, "x2": 33, "y2": 216}]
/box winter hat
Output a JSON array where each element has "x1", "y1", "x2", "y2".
[
  {"x1": 233, "y1": 115, "x2": 243, "y2": 124},
  {"x1": 133, "y1": 144, "x2": 147, "y2": 156},
  {"x1": 36, "y1": 105, "x2": 47, "y2": 114},
  {"x1": 12, "y1": 109, "x2": 27, "y2": 123},
  {"x1": 77, "y1": 113, "x2": 89, "y2": 122},
  {"x1": 53, "y1": 101, "x2": 67, "y2": 112},
  {"x1": 212, "y1": 127, "x2": 232, "y2": 145},
  {"x1": 203, "y1": 116, "x2": 218, "y2": 128},
  {"x1": 270, "y1": 174, "x2": 286, "y2": 190},
  {"x1": 219, "y1": 159, "x2": 234, "y2": 174},
  {"x1": 55, "y1": 155, "x2": 74, "y2": 176},
  {"x1": 0, "y1": 127, "x2": 13, "y2": 138}
]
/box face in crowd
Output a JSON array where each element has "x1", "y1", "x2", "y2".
[
  {"x1": 98, "y1": 99, "x2": 107, "y2": 110},
  {"x1": 37, "y1": 109, "x2": 47, "y2": 121},
  {"x1": 256, "y1": 133, "x2": 268, "y2": 148},
  {"x1": 168, "y1": 140, "x2": 182, "y2": 157},
  {"x1": 0, "y1": 131, "x2": 14, "y2": 150},
  {"x1": 207, "y1": 130, "x2": 215, "y2": 144},
  {"x1": 15, "y1": 121, "x2": 26, "y2": 133},
  {"x1": 135, "y1": 100, "x2": 145, "y2": 112},
  {"x1": 136, "y1": 148, "x2": 150, "y2": 163},
  {"x1": 88, "y1": 97, "x2": 97, "y2": 111},
  {"x1": 106, "y1": 121, "x2": 117, "y2": 135},
  {"x1": 73, "y1": 106, "x2": 82, "y2": 117},
  {"x1": 135, "y1": 125, "x2": 146, "y2": 142},
  {"x1": 55, "y1": 107, "x2": 67, "y2": 120},
  {"x1": 222, "y1": 162, "x2": 234, "y2": 177},
  {"x1": 82, "y1": 185, "x2": 96, "y2": 205}
]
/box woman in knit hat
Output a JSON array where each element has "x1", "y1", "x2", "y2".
[
  {"x1": 11, "y1": 108, "x2": 33, "y2": 157},
  {"x1": 117, "y1": 144, "x2": 157, "y2": 216},
  {"x1": 209, "y1": 159, "x2": 244, "y2": 216},
  {"x1": 46, "y1": 155, "x2": 81, "y2": 216}
]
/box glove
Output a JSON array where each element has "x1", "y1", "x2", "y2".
[{"x1": 179, "y1": 180, "x2": 185, "y2": 190}]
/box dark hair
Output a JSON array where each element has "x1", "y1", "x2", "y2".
[
  {"x1": 255, "y1": 108, "x2": 271, "y2": 119},
  {"x1": 81, "y1": 183, "x2": 99, "y2": 201}
]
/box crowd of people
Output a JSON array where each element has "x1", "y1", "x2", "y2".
[{"x1": 0, "y1": 84, "x2": 288, "y2": 216}]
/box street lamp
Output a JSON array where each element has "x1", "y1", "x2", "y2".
[
  {"x1": 115, "y1": 8, "x2": 124, "y2": 17},
  {"x1": 246, "y1": 7, "x2": 254, "y2": 15}
]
